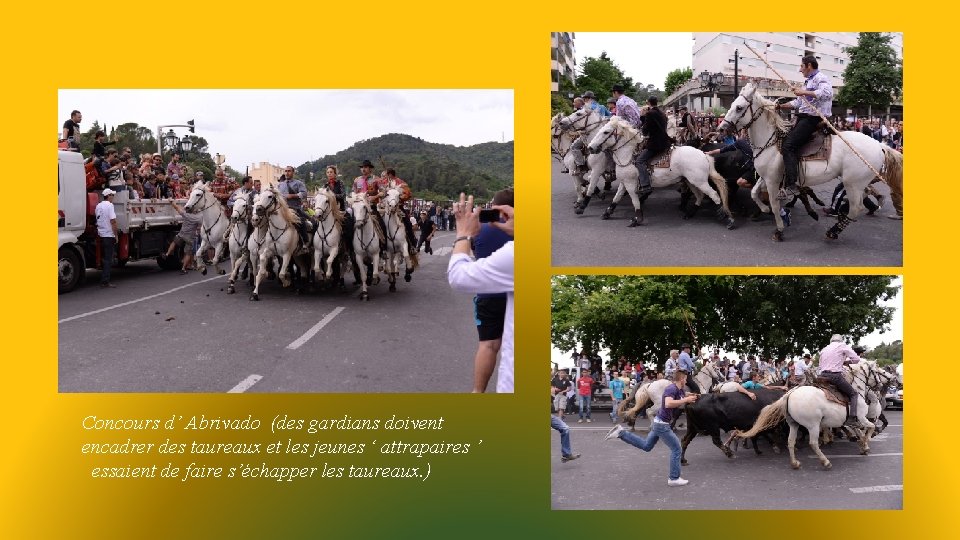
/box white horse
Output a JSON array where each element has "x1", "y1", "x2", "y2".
[
  {"x1": 558, "y1": 107, "x2": 612, "y2": 209},
  {"x1": 233, "y1": 193, "x2": 270, "y2": 298},
  {"x1": 693, "y1": 361, "x2": 737, "y2": 393},
  {"x1": 311, "y1": 187, "x2": 345, "y2": 285},
  {"x1": 586, "y1": 116, "x2": 734, "y2": 228},
  {"x1": 183, "y1": 182, "x2": 230, "y2": 275},
  {"x1": 719, "y1": 83, "x2": 904, "y2": 241},
  {"x1": 381, "y1": 185, "x2": 418, "y2": 292},
  {"x1": 734, "y1": 361, "x2": 881, "y2": 469},
  {"x1": 551, "y1": 113, "x2": 587, "y2": 203},
  {"x1": 620, "y1": 379, "x2": 673, "y2": 427},
  {"x1": 224, "y1": 195, "x2": 253, "y2": 294},
  {"x1": 347, "y1": 192, "x2": 381, "y2": 301},
  {"x1": 250, "y1": 186, "x2": 302, "y2": 300}
]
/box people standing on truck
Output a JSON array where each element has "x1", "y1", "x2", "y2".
[
  {"x1": 96, "y1": 189, "x2": 119, "y2": 288},
  {"x1": 92, "y1": 131, "x2": 115, "y2": 159},
  {"x1": 100, "y1": 150, "x2": 125, "y2": 191},
  {"x1": 62, "y1": 110, "x2": 82, "y2": 150},
  {"x1": 165, "y1": 200, "x2": 202, "y2": 274}
]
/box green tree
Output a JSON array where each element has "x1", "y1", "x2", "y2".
[
  {"x1": 664, "y1": 67, "x2": 694, "y2": 97},
  {"x1": 552, "y1": 275, "x2": 898, "y2": 368},
  {"x1": 576, "y1": 52, "x2": 633, "y2": 103},
  {"x1": 863, "y1": 340, "x2": 902, "y2": 365},
  {"x1": 837, "y1": 32, "x2": 902, "y2": 111}
]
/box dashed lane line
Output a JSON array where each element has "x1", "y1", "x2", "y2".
[
  {"x1": 807, "y1": 453, "x2": 903, "y2": 459},
  {"x1": 849, "y1": 485, "x2": 902, "y2": 494},
  {"x1": 58, "y1": 275, "x2": 224, "y2": 324},
  {"x1": 227, "y1": 374, "x2": 263, "y2": 393},
  {"x1": 285, "y1": 307, "x2": 346, "y2": 350}
]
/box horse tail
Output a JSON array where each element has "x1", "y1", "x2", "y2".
[
  {"x1": 882, "y1": 146, "x2": 903, "y2": 208},
  {"x1": 624, "y1": 385, "x2": 652, "y2": 422},
  {"x1": 733, "y1": 392, "x2": 789, "y2": 439},
  {"x1": 705, "y1": 154, "x2": 732, "y2": 216}
]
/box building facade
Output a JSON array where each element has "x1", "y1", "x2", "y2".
[
  {"x1": 248, "y1": 161, "x2": 284, "y2": 188},
  {"x1": 666, "y1": 32, "x2": 903, "y2": 118},
  {"x1": 551, "y1": 32, "x2": 577, "y2": 93}
]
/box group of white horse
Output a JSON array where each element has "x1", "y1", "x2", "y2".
[
  {"x1": 617, "y1": 357, "x2": 897, "y2": 470},
  {"x1": 181, "y1": 181, "x2": 417, "y2": 301},
  {"x1": 553, "y1": 83, "x2": 904, "y2": 240}
]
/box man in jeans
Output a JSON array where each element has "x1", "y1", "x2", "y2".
[
  {"x1": 550, "y1": 412, "x2": 580, "y2": 463},
  {"x1": 817, "y1": 334, "x2": 862, "y2": 425},
  {"x1": 95, "y1": 188, "x2": 118, "y2": 288},
  {"x1": 609, "y1": 370, "x2": 625, "y2": 423},
  {"x1": 576, "y1": 368, "x2": 593, "y2": 423},
  {"x1": 605, "y1": 369, "x2": 699, "y2": 486}
]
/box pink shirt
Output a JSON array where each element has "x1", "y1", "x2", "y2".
[{"x1": 818, "y1": 342, "x2": 860, "y2": 373}]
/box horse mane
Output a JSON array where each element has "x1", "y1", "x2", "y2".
[
  {"x1": 609, "y1": 115, "x2": 640, "y2": 138},
  {"x1": 746, "y1": 84, "x2": 790, "y2": 134},
  {"x1": 267, "y1": 186, "x2": 301, "y2": 225},
  {"x1": 320, "y1": 189, "x2": 345, "y2": 224}
]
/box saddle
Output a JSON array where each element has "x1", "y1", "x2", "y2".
[
  {"x1": 779, "y1": 124, "x2": 834, "y2": 161},
  {"x1": 643, "y1": 147, "x2": 674, "y2": 175},
  {"x1": 811, "y1": 377, "x2": 849, "y2": 406}
]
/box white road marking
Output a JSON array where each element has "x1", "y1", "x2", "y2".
[
  {"x1": 227, "y1": 374, "x2": 262, "y2": 393},
  {"x1": 285, "y1": 307, "x2": 345, "y2": 350},
  {"x1": 58, "y1": 275, "x2": 224, "y2": 324},
  {"x1": 849, "y1": 485, "x2": 902, "y2": 494},
  {"x1": 807, "y1": 453, "x2": 902, "y2": 459}
]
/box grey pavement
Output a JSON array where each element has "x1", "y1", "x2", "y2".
[
  {"x1": 551, "y1": 409, "x2": 903, "y2": 510},
  {"x1": 551, "y1": 160, "x2": 903, "y2": 267},
  {"x1": 58, "y1": 232, "x2": 496, "y2": 393}
]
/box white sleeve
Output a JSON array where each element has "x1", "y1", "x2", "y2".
[
  {"x1": 447, "y1": 242, "x2": 514, "y2": 294},
  {"x1": 108, "y1": 204, "x2": 117, "y2": 220}
]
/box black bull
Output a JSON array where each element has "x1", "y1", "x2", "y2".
[{"x1": 680, "y1": 388, "x2": 786, "y2": 466}]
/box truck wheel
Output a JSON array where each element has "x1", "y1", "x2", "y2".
[{"x1": 58, "y1": 247, "x2": 83, "y2": 293}]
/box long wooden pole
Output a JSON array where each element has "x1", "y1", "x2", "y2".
[{"x1": 743, "y1": 43, "x2": 885, "y2": 182}]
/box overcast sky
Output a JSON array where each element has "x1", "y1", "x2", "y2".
[
  {"x1": 58, "y1": 90, "x2": 514, "y2": 169},
  {"x1": 550, "y1": 277, "x2": 904, "y2": 369},
  {"x1": 574, "y1": 33, "x2": 693, "y2": 90}
]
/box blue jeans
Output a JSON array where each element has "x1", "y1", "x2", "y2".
[
  {"x1": 578, "y1": 395, "x2": 591, "y2": 419},
  {"x1": 610, "y1": 397, "x2": 621, "y2": 422},
  {"x1": 551, "y1": 415, "x2": 572, "y2": 457},
  {"x1": 618, "y1": 419, "x2": 682, "y2": 480}
]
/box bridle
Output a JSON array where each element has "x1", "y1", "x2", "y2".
[
  {"x1": 352, "y1": 202, "x2": 377, "y2": 252},
  {"x1": 593, "y1": 124, "x2": 640, "y2": 167},
  {"x1": 562, "y1": 109, "x2": 603, "y2": 135},
  {"x1": 722, "y1": 95, "x2": 781, "y2": 160}
]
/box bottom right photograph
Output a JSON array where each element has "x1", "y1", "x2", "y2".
[{"x1": 550, "y1": 274, "x2": 903, "y2": 510}]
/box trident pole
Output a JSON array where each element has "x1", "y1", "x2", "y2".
[{"x1": 743, "y1": 43, "x2": 885, "y2": 182}]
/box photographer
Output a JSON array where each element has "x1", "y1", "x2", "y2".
[{"x1": 447, "y1": 192, "x2": 514, "y2": 393}]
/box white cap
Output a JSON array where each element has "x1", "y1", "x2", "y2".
[
  {"x1": 830, "y1": 334, "x2": 844, "y2": 343},
  {"x1": 102, "y1": 188, "x2": 116, "y2": 196}
]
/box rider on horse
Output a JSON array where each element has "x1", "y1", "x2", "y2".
[
  {"x1": 374, "y1": 168, "x2": 417, "y2": 257},
  {"x1": 774, "y1": 55, "x2": 834, "y2": 200},
  {"x1": 278, "y1": 166, "x2": 312, "y2": 247},
  {"x1": 634, "y1": 96, "x2": 670, "y2": 198},
  {"x1": 817, "y1": 334, "x2": 862, "y2": 425},
  {"x1": 354, "y1": 159, "x2": 387, "y2": 252}
]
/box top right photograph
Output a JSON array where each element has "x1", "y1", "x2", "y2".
[{"x1": 551, "y1": 32, "x2": 903, "y2": 267}]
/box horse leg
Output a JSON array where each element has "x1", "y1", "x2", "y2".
[
  {"x1": 355, "y1": 251, "x2": 369, "y2": 300},
  {"x1": 767, "y1": 179, "x2": 786, "y2": 241},
  {"x1": 195, "y1": 237, "x2": 208, "y2": 274},
  {"x1": 226, "y1": 248, "x2": 244, "y2": 294},
  {"x1": 621, "y1": 172, "x2": 644, "y2": 227},
  {"x1": 251, "y1": 252, "x2": 270, "y2": 301},
  {"x1": 211, "y1": 238, "x2": 227, "y2": 275},
  {"x1": 278, "y1": 251, "x2": 293, "y2": 288},
  {"x1": 787, "y1": 418, "x2": 802, "y2": 469},
  {"x1": 751, "y1": 180, "x2": 770, "y2": 213},
  {"x1": 804, "y1": 421, "x2": 831, "y2": 469}
]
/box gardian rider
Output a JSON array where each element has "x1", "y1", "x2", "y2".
[
  {"x1": 278, "y1": 166, "x2": 313, "y2": 248},
  {"x1": 372, "y1": 168, "x2": 417, "y2": 257},
  {"x1": 774, "y1": 55, "x2": 834, "y2": 200},
  {"x1": 634, "y1": 96, "x2": 670, "y2": 198},
  {"x1": 817, "y1": 334, "x2": 862, "y2": 426},
  {"x1": 353, "y1": 159, "x2": 387, "y2": 251}
]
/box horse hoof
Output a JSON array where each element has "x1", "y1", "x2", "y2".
[
  {"x1": 250, "y1": 293, "x2": 259, "y2": 301},
  {"x1": 200, "y1": 267, "x2": 207, "y2": 275},
  {"x1": 574, "y1": 207, "x2": 585, "y2": 215},
  {"x1": 823, "y1": 461, "x2": 832, "y2": 470},
  {"x1": 227, "y1": 287, "x2": 235, "y2": 294},
  {"x1": 404, "y1": 274, "x2": 412, "y2": 282},
  {"x1": 773, "y1": 230, "x2": 784, "y2": 242},
  {"x1": 601, "y1": 212, "x2": 611, "y2": 220},
  {"x1": 680, "y1": 459, "x2": 688, "y2": 466},
  {"x1": 726, "y1": 219, "x2": 736, "y2": 230},
  {"x1": 627, "y1": 219, "x2": 641, "y2": 228},
  {"x1": 218, "y1": 269, "x2": 226, "y2": 275},
  {"x1": 825, "y1": 231, "x2": 839, "y2": 240},
  {"x1": 791, "y1": 461, "x2": 801, "y2": 470}
]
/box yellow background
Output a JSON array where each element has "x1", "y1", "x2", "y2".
[{"x1": 2, "y1": 1, "x2": 953, "y2": 537}]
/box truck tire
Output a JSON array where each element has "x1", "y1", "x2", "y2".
[{"x1": 58, "y1": 247, "x2": 83, "y2": 293}]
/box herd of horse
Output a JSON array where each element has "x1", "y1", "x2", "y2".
[
  {"x1": 552, "y1": 83, "x2": 904, "y2": 240},
  {"x1": 181, "y1": 181, "x2": 417, "y2": 301},
  {"x1": 614, "y1": 359, "x2": 899, "y2": 470}
]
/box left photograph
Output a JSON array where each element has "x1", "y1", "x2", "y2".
[{"x1": 57, "y1": 89, "x2": 515, "y2": 393}]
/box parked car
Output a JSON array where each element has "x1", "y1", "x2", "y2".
[{"x1": 885, "y1": 385, "x2": 903, "y2": 410}]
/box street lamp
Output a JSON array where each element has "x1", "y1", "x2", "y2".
[
  {"x1": 179, "y1": 136, "x2": 193, "y2": 154},
  {"x1": 163, "y1": 129, "x2": 179, "y2": 151},
  {"x1": 700, "y1": 71, "x2": 725, "y2": 111}
]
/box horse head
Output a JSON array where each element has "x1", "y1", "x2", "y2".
[
  {"x1": 559, "y1": 107, "x2": 594, "y2": 132},
  {"x1": 587, "y1": 116, "x2": 625, "y2": 153},
  {"x1": 314, "y1": 187, "x2": 332, "y2": 217},
  {"x1": 184, "y1": 182, "x2": 208, "y2": 212},
  {"x1": 719, "y1": 83, "x2": 760, "y2": 133},
  {"x1": 383, "y1": 185, "x2": 402, "y2": 212},
  {"x1": 253, "y1": 185, "x2": 279, "y2": 220},
  {"x1": 348, "y1": 192, "x2": 369, "y2": 225},
  {"x1": 231, "y1": 196, "x2": 250, "y2": 222}
]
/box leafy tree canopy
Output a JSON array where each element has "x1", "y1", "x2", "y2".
[{"x1": 837, "y1": 32, "x2": 902, "y2": 110}]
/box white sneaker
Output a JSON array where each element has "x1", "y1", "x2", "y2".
[
  {"x1": 578, "y1": 419, "x2": 584, "y2": 423},
  {"x1": 667, "y1": 478, "x2": 689, "y2": 487},
  {"x1": 586, "y1": 418, "x2": 592, "y2": 423},
  {"x1": 604, "y1": 424, "x2": 624, "y2": 441}
]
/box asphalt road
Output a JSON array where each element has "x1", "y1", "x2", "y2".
[
  {"x1": 551, "y1": 160, "x2": 903, "y2": 267},
  {"x1": 551, "y1": 409, "x2": 903, "y2": 510},
  {"x1": 58, "y1": 232, "x2": 496, "y2": 393}
]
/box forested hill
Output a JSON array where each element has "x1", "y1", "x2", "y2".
[{"x1": 296, "y1": 133, "x2": 513, "y2": 201}]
